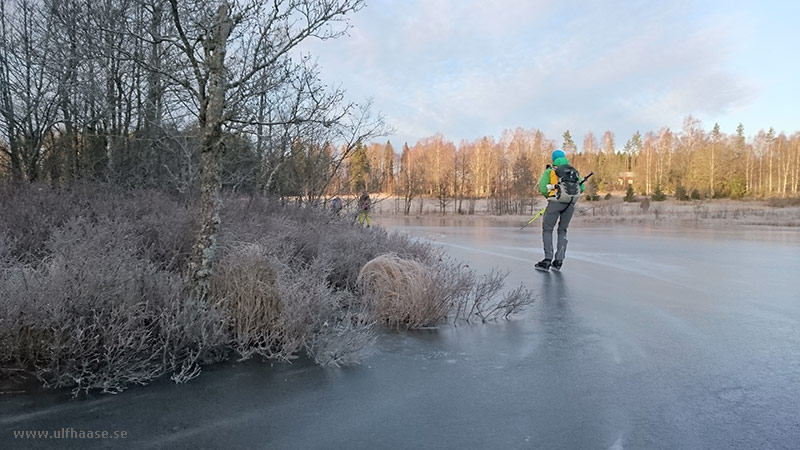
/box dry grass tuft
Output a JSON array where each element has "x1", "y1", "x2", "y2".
[
  {"x1": 213, "y1": 244, "x2": 282, "y2": 361},
  {"x1": 358, "y1": 253, "x2": 535, "y2": 329},
  {"x1": 357, "y1": 253, "x2": 447, "y2": 329}
]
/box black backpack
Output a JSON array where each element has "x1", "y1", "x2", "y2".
[
  {"x1": 554, "y1": 164, "x2": 581, "y2": 203},
  {"x1": 359, "y1": 195, "x2": 371, "y2": 211}
]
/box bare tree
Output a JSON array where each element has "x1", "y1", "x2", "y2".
[
  {"x1": 157, "y1": 0, "x2": 375, "y2": 298},
  {"x1": 582, "y1": 131, "x2": 597, "y2": 155},
  {"x1": 0, "y1": 0, "x2": 60, "y2": 182},
  {"x1": 399, "y1": 143, "x2": 422, "y2": 215}
]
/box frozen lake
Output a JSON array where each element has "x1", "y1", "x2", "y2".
[{"x1": 2, "y1": 221, "x2": 799, "y2": 449}]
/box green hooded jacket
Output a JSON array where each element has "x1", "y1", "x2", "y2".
[{"x1": 539, "y1": 156, "x2": 586, "y2": 197}]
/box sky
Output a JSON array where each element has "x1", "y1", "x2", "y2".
[{"x1": 299, "y1": 0, "x2": 800, "y2": 148}]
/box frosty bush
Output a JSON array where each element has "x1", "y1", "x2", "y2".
[
  {"x1": 212, "y1": 243, "x2": 375, "y2": 366},
  {"x1": 0, "y1": 216, "x2": 227, "y2": 395},
  {"x1": 0, "y1": 185, "x2": 533, "y2": 395}
]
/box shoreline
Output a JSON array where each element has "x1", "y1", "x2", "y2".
[{"x1": 365, "y1": 198, "x2": 800, "y2": 228}]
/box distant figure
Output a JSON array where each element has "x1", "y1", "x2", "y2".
[
  {"x1": 331, "y1": 196, "x2": 343, "y2": 216},
  {"x1": 534, "y1": 149, "x2": 585, "y2": 271},
  {"x1": 357, "y1": 192, "x2": 371, "y2": 227}
]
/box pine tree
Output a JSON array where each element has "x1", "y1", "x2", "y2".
[
  {"x1": 676, "y1": 185, "x2": 689, "y2": 201},
  {"x1": 562, "y1": 130, "x2": 577, "y2": 154},
  {"x1": 623, "y1": 131, "x2": 642, "y2": 171},
  {"x1": 349, "y1": 141, "x2": 370, "y2": 193},
  {"x1": 624, "y1": 183, "x2": 636, "y2": 202},
  {"x1": 382, "y1": 141, "x2": 395, "y2": 193},
  {"x1": 651, "y1": 185, "x2": 666, "y2": 201}
]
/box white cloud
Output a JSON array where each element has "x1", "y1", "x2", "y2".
[{"x1": 300, "y1": 0, "x2": 766, "y2": 145}]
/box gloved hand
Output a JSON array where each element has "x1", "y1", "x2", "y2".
[{"x1": 546, "y1": 184, "x2": 555, "y2": 191}]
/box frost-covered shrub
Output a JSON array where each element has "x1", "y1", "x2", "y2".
[
  {"x1": 0, "y1": 216, "x2": 227, "y2": 395},
  {"x1": 273, "y1": 256, "x2": 375, "y2": 367},
  {"x1": 0, "y1": 183, "x2": 193, "y2": 269},
  {"x1": 219, "y1": 196, "x2": 438, "y2": 290},
  {"x1": 0, "y1": 185, "x2": 533, "y2": 395}
]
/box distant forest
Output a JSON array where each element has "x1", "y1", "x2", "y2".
[{"x1": 346, "y1": 120, "x2": 800, "y2": 215}]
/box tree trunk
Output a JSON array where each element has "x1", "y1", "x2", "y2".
[
  {"x1": 792, "y1": 137, "x2": 800, "y2": 194},
  {"x1": 746, "y1": 150, "x2": 752, "y2": 195},
  {"x1": 144, "y1": 3, "x2": 163, "y2": 131},
  {"x1": 190, "y1": 140, "x2": 223, "y2": 297},
  {"x1": 188, "y1": 4, "x2": 232, "y2": 300},
  {"x1": 768, "y1": 144, "x2": 773, "y2": 194},
  {"x1": 710, "y1": 143, "x2": 715, "y2": 197},
  {"x1": 646, "y1": 143, "x2": 651, "y2": 194}
]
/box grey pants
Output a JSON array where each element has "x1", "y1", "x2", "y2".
[{"x1": 542, "y1": 200, "x2": 576, "y2": 261}]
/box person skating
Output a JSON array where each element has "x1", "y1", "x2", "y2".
[
  {"x1": 356, "y1": 192, "x2": 371, "y2": 227},
  {"x1": 331, "y1": 196, "x2": 343, "y2": 216},
  {"x1": 534, "y1": 149, "x2": 585, "y2": 271}
]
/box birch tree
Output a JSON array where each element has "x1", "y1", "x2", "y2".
[
  {"x1": 582, "y1": 132, "x2": 597, "y2": 155},
  {"x1": 767, "y1": 127, "x2": 775, "y2": 194},
  {"x1": 791, "y1": 133, "x2": 800, "y2": 195},
  {"x1": 710, "y1": 123, "x2": 721, "y2": 197},
  {"x1": 159, "y1": 0, "x2": 368, "y2": 298}
]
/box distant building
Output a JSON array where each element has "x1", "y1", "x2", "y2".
[{"x1": 617, "y1": 171, "x2": 636, "y2": 189}]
